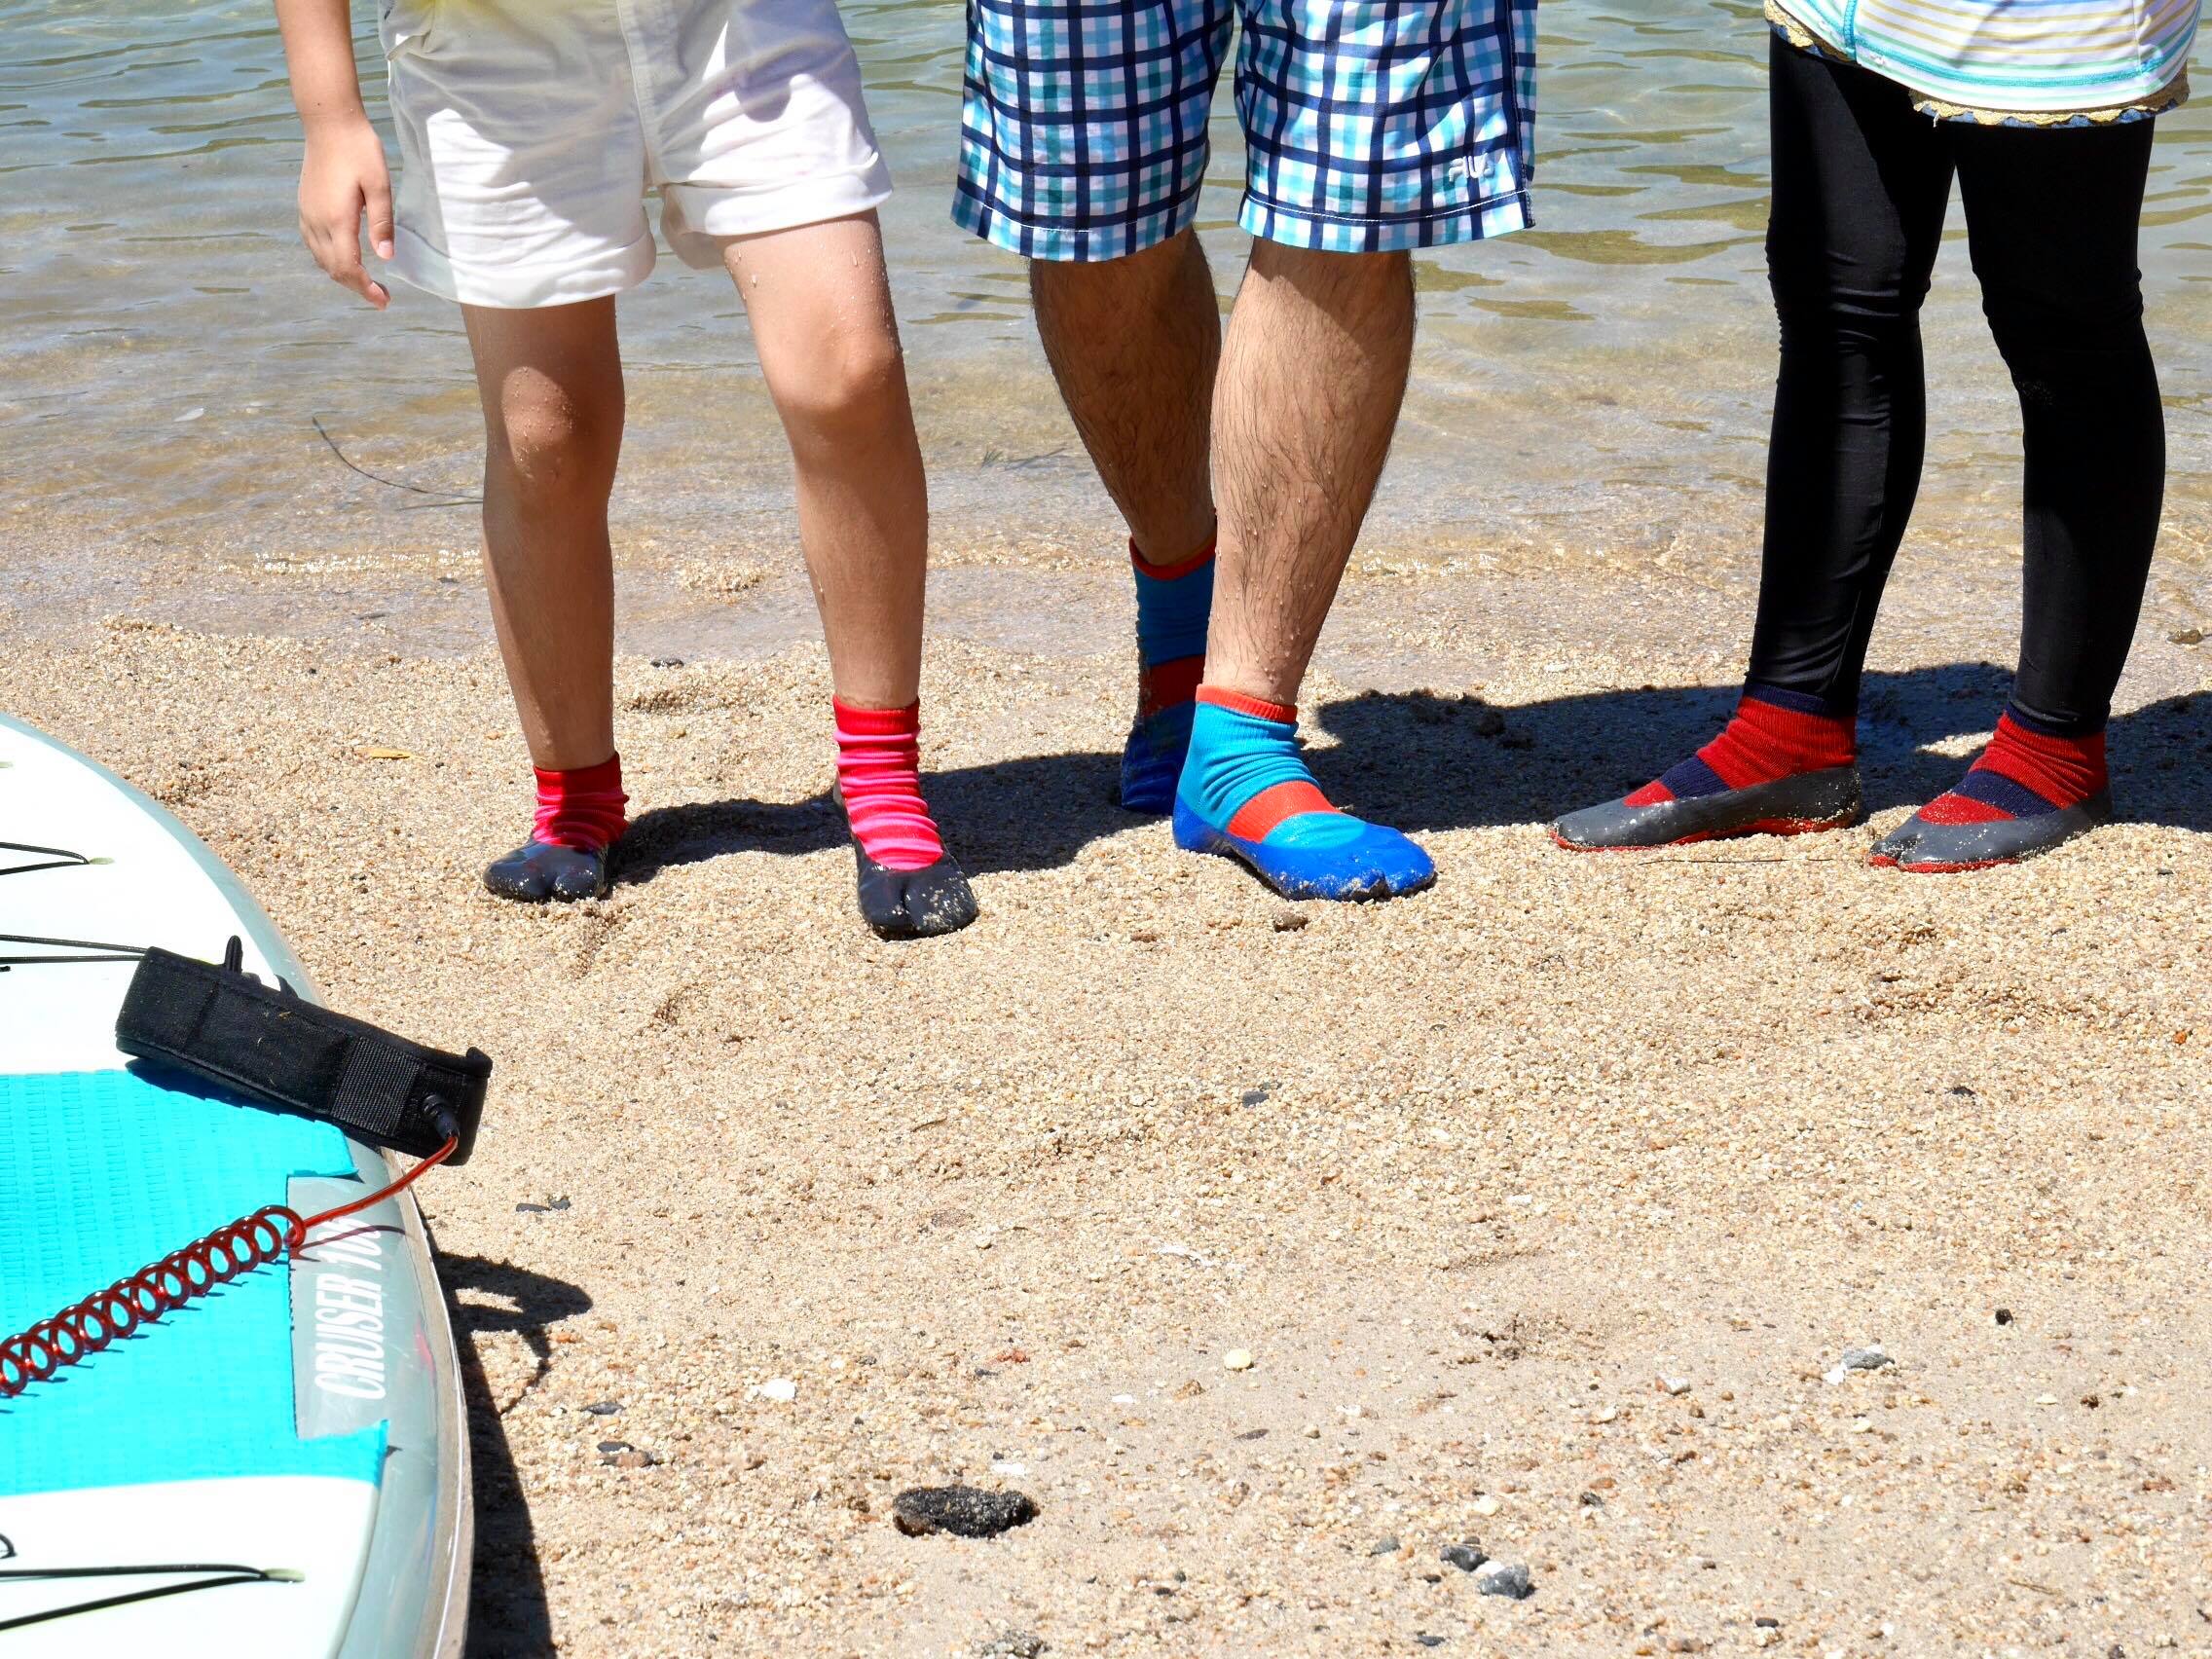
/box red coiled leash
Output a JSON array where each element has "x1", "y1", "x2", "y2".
[{"x1": 0, "y1": 1136, "x2": 456, "y2": 1400}]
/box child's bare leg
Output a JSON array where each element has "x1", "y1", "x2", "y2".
[
  {"x1": 720, "y1": 212, "x2": 925, "y2": 710},
  {"x1": 462, "y1": 298, "x2": 625, "y2": 767},
  {"x1": 718, "y1": 213, "x2": 975, "y2": 940},
  {"x1": 462, "y1": 298, "x2": 630, "y2": 902}
]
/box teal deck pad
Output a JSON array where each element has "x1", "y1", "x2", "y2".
[{"x1": 0, "y1": 1069, "x2": 387, "y2": 1496}]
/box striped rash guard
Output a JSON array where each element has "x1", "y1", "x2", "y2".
[{"x1": 1768, "y1": 0, "x2": 2200, "y2": 122}]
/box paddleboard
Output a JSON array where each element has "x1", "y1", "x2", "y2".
[{"x1": 0, "y1": 714, "x2": 470, "y2": 1657}]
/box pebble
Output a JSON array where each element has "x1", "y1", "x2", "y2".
[
  {"x1": 1223, "y1": 1348, "x2": 1255, "y2": 1372},
  {"x1": 975, "y1": 1634, "x2": 1046, "y2": 1659},
  {"x1": 1271, "y1": 906, "x2": 1309, "y2": 933},
  {"x1": 1439, "y1": 1540, "x2": 1488, "y2": 1573},
  {"x1": 1470, "y1": 1494, "x2": 1501, "y2": 1518},
  {"x1": 1370, "y1": 1535, "x2": 1401, "y2": 1557},
  {"x1": 515, "y1": 1202, "x2": 549, "y2": 1213},
  {"x1": 1580, "y1": 1491, "x2": 1605, "y2": 1507},
  {"x1": 1415, "y1": 1636, "x2": 1446, "y2": 1648},
  {"x1": 1660, "y1": 1376, "x2": 1692, "y2": 1395},
  {"x1": 1996, "y1": 1309, "x2": 2014, "y2": 1325},
  {"x1": 609, "y1": 1449, "x2": 657, "y2": 1470},
  {"x1": 583, "y1": 1400, "x2": 622, "y2": 1416},
  {"x1": 892, "y1": 1485, "x2": 1040, "y2": 1539},
  {"x1": 751, "y1": 1378, "x2": 798, "y2": 1403},
  {"x1": 1472, "y1": 1560, "x2": 1534, "y2": 1600},
  {"x1": 650, "y1": 655, "x2": 685, "y2": 668},
  {"x1": 596, "y1": 1440, "x2": 631, "y2": 1456},
  {"x1": 1825, "y1": 1346, "x2": 1892, "y2": 1383},
  {"x1": 2171, "y1": 627, "x2": 2204, "y2": 645}
]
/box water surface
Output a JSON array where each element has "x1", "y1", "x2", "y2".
[{"x1": 1, "y1": 0, "x2": 2206, "y2": 614}]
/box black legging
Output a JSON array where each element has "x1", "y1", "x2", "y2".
[{"x1": 1747, "y1": 38, "x2": 2165, "y2": 736}]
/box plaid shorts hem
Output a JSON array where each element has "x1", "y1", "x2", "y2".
[
  {"x1": 958, "y1": 0, "x2": 1537, "y2": 266},
  {"x1": 951, "y1": 175, "x2": 1204, "y2": 263},
  {"x1": 1240, "y1": 185, "x2": 1535, "y2": 254}
]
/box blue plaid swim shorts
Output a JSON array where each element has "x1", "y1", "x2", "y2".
[{"x1": 955, "y1": 0, "x2": 1535, "y2": 260}]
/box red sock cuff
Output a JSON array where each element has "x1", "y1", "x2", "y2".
[
  {"x1": 1978, "y1": 713, "x2": 2106, "y2": 804},
  {"x1": 1197, "y1": 684, "x2": 1297, "y2": 725},
  {"x1": 1699, "y1": 694, "x2": 1856, "y2": 789},
  {"x1": 533, "y1": 753, "x2": 628, "y2": 852},
  {"x1": 831, "y1": 698, "x2": 921, "y2": 738},
  {"x1": 1130, "y1": 536, "x2": 1217, "y2": 582}
]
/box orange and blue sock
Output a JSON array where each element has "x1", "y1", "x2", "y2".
[
  {"x1": 1169, "y1": 686, "x2": 1434, "y2": 901},
  {"x1": 1121, "y1": 538, "x2": 1213, "y2": 813}
]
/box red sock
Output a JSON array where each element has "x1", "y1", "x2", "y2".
[
  {"x1": 1919, "y1": 713, "x2": 2105, "y2": 824},
  {"x1": 834, "y1": 699, "x2": 946, "y2": 872},
  {"x1": 533, "y1": 754, "x2": 628, "y2": 852},
  {"x1": 1626, "y1": 689, "x2": 1857, "y2": 805}
]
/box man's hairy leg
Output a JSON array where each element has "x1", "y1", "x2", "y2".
[
  {"x1": 1030, "y1": 228, "x2": 1221, "y2": 565},
  {"x1": 1205, "y1": 242, "x2": 1415, "y2": 706}
]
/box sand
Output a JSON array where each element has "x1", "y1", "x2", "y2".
[{"x1": 3, "y1": 538, "x2": 2208, "y2": 1658}]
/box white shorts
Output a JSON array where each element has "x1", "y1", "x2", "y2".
[{"x1": 377, "y1": 0, "x2": 895, "y2": 309}]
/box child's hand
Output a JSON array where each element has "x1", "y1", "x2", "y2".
[{"x1": 298, "y1": 117, "x2": 395, "y2": 310}]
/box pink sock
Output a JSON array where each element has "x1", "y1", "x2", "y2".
[
  {"x1": 533, "y1": 754, "x2": 628, "y2": 852},
  {"x1": 833, "y1": 700, "x2": 946, "y2": 872}
]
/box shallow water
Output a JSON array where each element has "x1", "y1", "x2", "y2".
[{"x1": 1, "y1": 0, "x2": 2207, "y2": 606}]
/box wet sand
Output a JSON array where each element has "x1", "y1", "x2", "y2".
[{"x1": 3, "y1": 535, "x2": 2208, "y2": 1657}]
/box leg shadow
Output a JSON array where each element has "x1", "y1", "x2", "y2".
[
  {"x1": 1308, "y1": 665, "x2": 2210, "y2": 832},
  {"x1": 611, "y1": 749, "x2": 1130, "y2": 887},
  {"x1": 433, "y1": 1249, "x2": 593, "y2": 1659}
]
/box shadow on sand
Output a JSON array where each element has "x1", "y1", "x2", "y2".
[
  {"x1": 435, "y1": 1250, "x2": 592, "y2": 1659},
  {"x1": 612, "y1": 663, "x2": 2208, "y2": 886}
]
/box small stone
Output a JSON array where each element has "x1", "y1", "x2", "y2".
[
  {"x1": 583, "y1": 1400, "x2": 622, "y2": 1416},
  {"x1": 1416, "y1": 1637, "x2": 1447, "y2": 1649},
  {"x1": 610, "y1": 1449, "x2": 656, "y2": 1469},
  {"x1": 1660, "y1": 1376, "x2": 1691, "y2": 1396},
  {"x1": 650, "y1": 655, "x2": 686, "y2": 667},
  {"x1": 1471, "y1": 1493, "x2": 1501, "y2": 1518},
  {"x1": 1996, "y1": 1309, "x2": 2013, "y2": 1325},
  {"x1": 1472, "y1": 1559, "x2": 1534, "y2": 1600},
  {"x1": 976, "y1": 1634, "x2": 1047, "y2": 1659},
  {"x1": 1239, "y1": 1087, "x2": 1272, "y2": 1107},
  {"x1": 1440, "y1": 1541, "x2": 1488, "y2": 1573},
  {"x1": 2170, "y1": 627, "x2": 2204, "y2": 645},
  {"x1": 751, "y1": 1378, "x2": 797, "y2": 1403},
  {"x1": 1302, "y1": 1425, "x2": 1322, "y2": 1439},
  {"x1": 1753, "y1": 1617, "x2": 1780, "y2": 1629},
  {"x1": 1370, "y1": 1535, "x2": 1401, "y2": 1557},
  {"x1": 892, "y1": 1484, "x2": 1039, "y2": 1539},
  {"x1": 1839, "y1": 1346, "x2": 1891, "y2": 1372},
  {"x1": 1271, "y1": 906, "x2": 1309, "y2": 933},
  {"x1": 596, "y1": 1440, "x2": 631, "y2": 1456},
  {"x1": 515, "y1": 1202, "x2": 549, "y2": 1213},
  {"x1": 1224, "y1": 1348, "x2": 1255, "y2": 1373},
  {"x1": 1579, "y1": 1491, "x2": 1604, "y2": 1507},
  {"x1": 548, "y1": 1196, "x2": 571, "y2": 1211},
  {"x1": 1173, "y1": 1380, "x2": 1206, "y2": 1400}
]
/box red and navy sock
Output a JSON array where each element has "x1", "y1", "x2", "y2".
[
  {"x1": 1918, "y1": 708, "x2": 2106, "y2": 825},
  {"x1": 833, "y1": 699, "x2": 948, "y2": 871},
  {"x1": 533, "y1": 754, "x2": 629, "y2": 852},
  {"x1": 1627, "y1": 684, "x2": 1857, "y2": 805}
]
